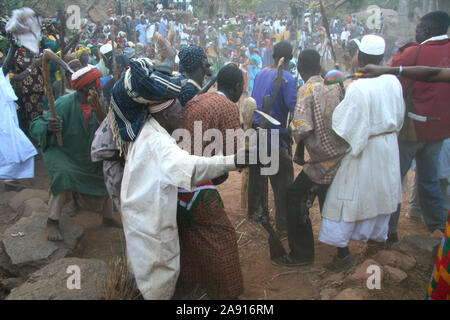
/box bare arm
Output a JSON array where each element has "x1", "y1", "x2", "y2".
[
  {"x1": 359, "y1": 64, "x2": 450, "y2": 83},
  {"x1": 2, "y1": 40, "x2": 17, "y2": 76}
]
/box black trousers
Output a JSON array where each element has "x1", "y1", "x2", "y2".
[
  {"x1": 248, "y1": 145, "x2": 294, "y2": 230},
  {"x1": 286, "y1": 171, "x2": 329, "y2": 261}
]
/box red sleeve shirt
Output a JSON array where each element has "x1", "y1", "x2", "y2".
[{"x1": 390, "y1": 38, "x2": 450, "y2": 141}]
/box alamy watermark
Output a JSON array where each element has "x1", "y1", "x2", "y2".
[
  {"x1": 366, "y1": 265, "x2": 381, "y2": 290},
  {"x1": 173, "y1": 122, "x2": 281, "y2": 176},
  {"x1": 66, "y1": 265, "x2": 81, "y2": 290},
  {"x1": 66, "y1": 5, "x2": 81, "y2": 30},
  {"x1": 366, "y1": 5, "x2": 382, "y2": 30}
]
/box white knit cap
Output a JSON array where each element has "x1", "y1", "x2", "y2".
[
  {"x1": 358, "y1": 35, "x2": 386, "y2": 55},
  {"x1": 100, "y1": 43, "x2": 113, "y2": 55}
]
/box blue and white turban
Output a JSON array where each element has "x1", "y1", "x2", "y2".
[{"x1": 110, "y1": 58, "x2": 185, "y2": 154}]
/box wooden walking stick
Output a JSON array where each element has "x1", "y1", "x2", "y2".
[
  {"x1": 319, "y1": 0, "x2": 339, "y2": 69},
  {"x1": 87, "y1": 89, "x2": 107, "y2": 124},
  {"x1": 59, "y1": 7, "x2": 67, "y2": 94},
  {"x1": 240, "y1": 97, "x2": 257, "y2": 209},
  {"x1": 42, "y1": 49, "x2": 75, "y2": 147}
]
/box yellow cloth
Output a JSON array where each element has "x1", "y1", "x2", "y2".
[{"x1": 274, "y1": 33, "x2": 282, "y2": 43}]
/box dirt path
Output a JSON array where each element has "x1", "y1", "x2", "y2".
[{"x1": 1, "y1": 157, "x2": 434, "y2": 300}]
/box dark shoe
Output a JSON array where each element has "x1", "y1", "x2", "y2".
[
  {"x1": 324, "y1": 254, "x2": 356, "y2": 271},
  {"x1": 4, "y1": 181, "x2": 25, "y2": 192},
  {"x1": 271, "y1": 254, "x2": 313, "y2": 267},
  {"x1": 248, "y1": 213, "x2": 262, "y2": 223}
]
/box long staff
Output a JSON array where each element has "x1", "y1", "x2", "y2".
[{"x1": 42, "y1": 49, "x2": 75, "y2": 147}]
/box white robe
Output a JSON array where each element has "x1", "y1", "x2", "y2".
[
  {"x1": 319, "y1": 75, "x2": 405, "y2": 247},
  {"x1": 120, "y1": 118, "x2": 236, "y2": 300},
  {"x1": 0, "y1": 69, "x2": 37, "y2": 180}
]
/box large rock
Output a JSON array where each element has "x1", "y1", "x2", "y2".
[
  {"x1": 17, "y1": 198, "x2": 49, "y2": 218},
  {"x1": 383, "y1": 265, "x2": 408, "y2": 284},
  {"x1": 0, "y1": 278, "x2": 23, "y2": 292},
  {"x1": 6, "y1": 258, "x2": 107, "y2": 300},
  {"x1": 0, "y1": 191, "x2": 19, "y2": 224},
  {"x1": 0, "y1": 191, "x2": 17, "y2": 206},
  {"x1": 333, "y1": 288, "x2": 370, "y2": 300},
  {"x1": 8, "y1": 189, "x2": 49, "y2": 212},
  {"x1": 0, "y1": 211, "x2": 83, "y2": 276},
  {"x1": 346, "y1": 259, "x2": 384, "y2": 283},
  {"x1": 320, "y1": 288, "x2": 339, "y2": 300},
  {"x1": 321, "y1": 272, "x2": 346, "y2": 285},
  {"x1": 375, "y1": 250, "x2": 416, "y2": 271},
  {"x1": 392, "y1": 235, "x2": 440, "y2": 268}
]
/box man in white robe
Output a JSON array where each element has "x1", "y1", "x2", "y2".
[
  {"x1": 318, "y1": 35, "x2": 405, "y2": 271},
  {"x1": 0, "y1": 40, "x2": 37, "y2": 182},
  {"x1": 120, "y1": 99, "x2": 251, "y2": 299}
]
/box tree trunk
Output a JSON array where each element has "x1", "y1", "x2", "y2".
[{"x1": 397, "y1": 0, "x2": 415, "y2": 42}]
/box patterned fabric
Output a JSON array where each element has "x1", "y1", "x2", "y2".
[
  {"x1": 177, "y1": 190, "x2": 244, "y2": 299},
  {"x1": 178, "y1": 45, "x2": 207, "y2": 73},
  {"x1": 70, "y1": 65, "x2": 103, "y2": 90},
  {"x1": 179, "y1": 91, "x2": 243, "y2": 298},
  {"x1": 427, "y1": 212, "x2": 450, "y2": 300},
  {"x1": 182, "y1": 91, "x2": 241, "y2": 156},
  {"x1": 13, "y1": 47, "x2": 44, "y2": 134},
  {"x1": 179, "y1": 80, "x2": 201, "y2": 107},
  {"x1": 177, "y1": 181, "x2": 219, "y2": 227},
  {"x1": 76, "y1": 46, "x2": 91, "y2": 59},
  {"x1": 110, "y1": 58, "x2": 183, "y2": 149},
  {"x1": 293, "y1": 75, "x2": 349, "y2": 185},
  {"x1": 91, "y1": 113, "x2": 124, "y2": 200}
]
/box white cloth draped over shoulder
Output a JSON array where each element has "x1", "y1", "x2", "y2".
[
  {"x1": 120, "y1": 117, "x2": 236, "y2": 300},
  {"x1": 319, "y1": 75, "x2": 405, "y2": 247},
  {"x1": 0, "y1": 68, "x2": 37, "y2": 180}
]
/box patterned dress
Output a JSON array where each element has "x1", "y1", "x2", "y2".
[
  {"x1": 178, "y1": 92, "x2": 244, "y2": 299},
  {"x1": 13, "y1": 47, "x2": 45, "y2": 134},
  {"x1": 427, "y1": 213, "x2": 450, "y2": 300}
]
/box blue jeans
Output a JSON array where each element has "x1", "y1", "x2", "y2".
[{"x1": 389, "y1": 140, "x2": 446, "y2": 234}]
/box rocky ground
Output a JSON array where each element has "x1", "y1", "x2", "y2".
[{"x1": 0, "y1": 155, "x2": 444, "y2": 300}]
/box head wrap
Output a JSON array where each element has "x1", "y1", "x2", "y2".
[
  {"x1": 178, "y1": 45, "x2": 207, "y2": 73},
  {"x1": 148, "y1": 99, "x2": 177, "y2": 114},
  {"x1": 135, "y1": 43, "x2": 145, "y2": 56},
  {"x1": 110, "y1": 58, "x2": 184, "y2": 155},
  {"x1": 70, "y1": 65, "x2": 103, "y2": 91},
  {"x1": 76, "y1": 46, "x2": 91, "y2": 59},
  {"x1": 123, "y1": 47, "x2": 135, "y2": 59}
]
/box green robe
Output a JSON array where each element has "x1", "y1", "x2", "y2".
[{"x1": 30, "y1": 92, "x2": 107, "y2": 197}]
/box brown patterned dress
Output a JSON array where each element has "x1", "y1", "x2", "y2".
[
  {"x1": 178, "y1": 91, "x2": 244, "y2": 299},
  {"x1": 13, "y1": 47, "x2": 45, "y2": 134}
]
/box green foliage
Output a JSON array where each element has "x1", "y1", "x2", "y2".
[
  {"x1": 228, "y1": 0, "x2": 265, "y2": 12},
  {"x1": 0, "y1": 0, "x2": 25, "y2": 16}
]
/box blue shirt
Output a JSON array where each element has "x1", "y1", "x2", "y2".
[
  {"x1": 136, "y1": 23, "x2": 149, "y2": 45},
  {"x1": 158, "y1": 21, "x2": 167, "y2": 38},
  {"x1": 252, "y1": 67, "x2": 297, "y2": 147}
]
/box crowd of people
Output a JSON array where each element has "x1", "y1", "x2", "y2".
[{"x1": 0, "y1": 4, "x2": 449, "y2": 301}]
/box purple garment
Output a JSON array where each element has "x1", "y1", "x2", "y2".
[{"x1": 252, "y1": 67, "x2": 297, "y2": 147}]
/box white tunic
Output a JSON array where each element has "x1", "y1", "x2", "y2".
[
  {"x1": 120, "y1": 118, "x2": 236, "y2": 300},
  {"x1": 319, "y1": 75, "x2": 405, "y2": 247},
  {"x1": 0, "y1": 69, "x2": 37, "y2": 180}
]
